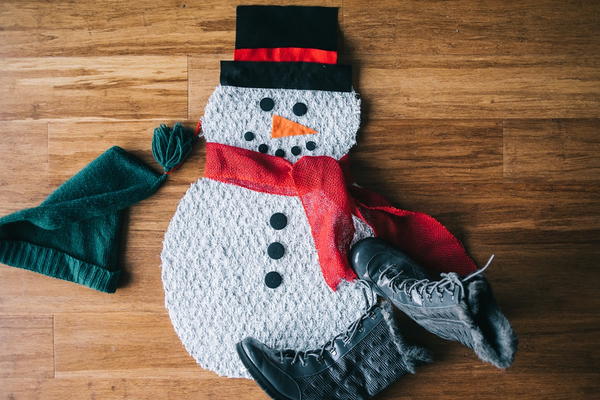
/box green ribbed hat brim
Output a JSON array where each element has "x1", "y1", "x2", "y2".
[{"x1": 0, "y1": 239, "x2": 121, "y2": 293}]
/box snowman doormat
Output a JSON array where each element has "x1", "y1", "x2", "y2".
[{"x1": 161, "y1": 5, "x2": 478, "y2": 378}]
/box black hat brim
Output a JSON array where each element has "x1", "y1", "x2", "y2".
[{"x1": 220, "y1": 61, "x2": 353, "y2": 92}]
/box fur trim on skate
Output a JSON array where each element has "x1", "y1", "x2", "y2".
[
  {"x1": 462, "y1": 278, "x2": 518, "y2": 368},
  {"x1": 380, "y1": 299, "x2": 432, "y2": 373}
]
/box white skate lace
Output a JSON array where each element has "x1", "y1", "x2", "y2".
[
  {"x1": 275, "y1": 279, "x2": 378, "y2": 366},
  {"x1": 380, "y1": 255, "x2": 495, "y2": 302}
]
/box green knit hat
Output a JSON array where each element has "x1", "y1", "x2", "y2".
[{"x1": 0, "y1": 123, "x2": 194, "y2": 293}]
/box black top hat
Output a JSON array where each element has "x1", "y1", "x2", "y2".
[{"x1": 220, "y1": 6, "x2": 352, "y2": 92}]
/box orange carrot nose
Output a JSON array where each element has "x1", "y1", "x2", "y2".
[{"x1": 271, "y1": 115, "x2": 317, "y2": 138}]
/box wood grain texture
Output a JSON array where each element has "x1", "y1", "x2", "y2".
[
  {"x1": 352, "y1": 119, "x2": 503, "y2": 183},
  {"x1": 353, "y1": 55, "x2": 600, "y2": 119},
  {"x1": 188, "y1": 54, "x2": 223, "y2": 120},
  {"x1": 54, "y1": 312, "x2": 200, "y2": 378},
  {"x1": 0, "y1": 57, "x2": 187, "y2": 121},
  {"x1": 0, "y1": 316, "x2": 54, "y2": 378},
  {"x1": 503, "y1": 119, "x2": 600, "y2": 182},
  {"x1": 341, "y1": 0, "x2": 600, "y2": 57},
  {"x1": 0, "y1": 121, "x2": 48, "y2": 214},
  {"x1": 1, "y1": 1, "x2": 599, "y2": 399},
  {"x1": 0, "y1": 378, "x2": 267, "y2": 400}
]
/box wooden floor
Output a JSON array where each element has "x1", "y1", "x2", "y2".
[{"x1": 1, "y1": 1, "x2": 599, "y2": 399}]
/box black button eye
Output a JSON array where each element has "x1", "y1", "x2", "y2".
[
  {"x1": 293, "y1": 102, "x2": 307, "y2": 116},
  {"x1": 260, "y1": 97, "x2": 275, "y2": 111}
]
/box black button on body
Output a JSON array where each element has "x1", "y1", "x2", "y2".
[
  {"x1": 244, "y1": 131, "x2": 255, "y2": 141},
  {"x1": 258, "y1": 144, "x2": 269, "y2": 153},
  {"x1": 265, "y1": 271, "x2": 283, "y2": 289},
  {"x1": 291, "y1": 146, "x2": 301, "y2": 156},
  {"x1": 306, "y1": 141, "x2": 317, "y2": 151},
  {"x1": 270, "y1": 213, "x2": 287, "y2": 230},
  {"x1": 275, "y1": 149, "x2": 285, "y2": 157},
  {"x1": 267, "y1": 242, "x2": 285, "y2": 259},
  {"x1": 260, "y1": 97, "x2": 275, "y2": 111}
]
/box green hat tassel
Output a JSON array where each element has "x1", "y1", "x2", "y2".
[{"x1": 152, "y1": 122, "x2": 196, "y2": 174}]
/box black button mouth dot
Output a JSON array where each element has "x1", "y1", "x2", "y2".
[
  {"x1": 275, "y1": 149, "x2": 285, "y2": 157},
  {"x1": 244, "y1": 131, "x2": 255, "y2": 141},
  {"x1": 306, "y1": 141, "x2": 317, "y2": 151},
  {"x1": 258, "y1": 144, "x2": 269, "y2": 153},
  {"x1": 291, "y1": 146, "x2": 301, "y2": 156}
]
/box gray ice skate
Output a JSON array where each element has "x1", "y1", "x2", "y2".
[{"x1": 351, "y1": 237, "x2": 517, "y2": 369}]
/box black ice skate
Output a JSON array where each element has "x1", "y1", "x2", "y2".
[{"x1": 237, "y1": 288, "x2": 430, "y2": 400}]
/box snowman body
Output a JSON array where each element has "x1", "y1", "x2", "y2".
[{"x1": 161, "y1": 85, "x2": 373, "y2": 378}]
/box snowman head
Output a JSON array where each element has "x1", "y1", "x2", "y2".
[
  {"x1": 202, "y1": 5, "x2": 360, "y2": 163},
  {"x1": 203, "y1": 86, "x2": 360, "y2": 162}
]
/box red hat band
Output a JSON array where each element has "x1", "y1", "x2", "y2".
[{"x1": 234, "y1": 47, "x2": 338, "y2": 64}]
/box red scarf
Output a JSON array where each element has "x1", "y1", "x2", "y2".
[{"x1": 204, "y1": 143, "x2": 477, "y2": 290}]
